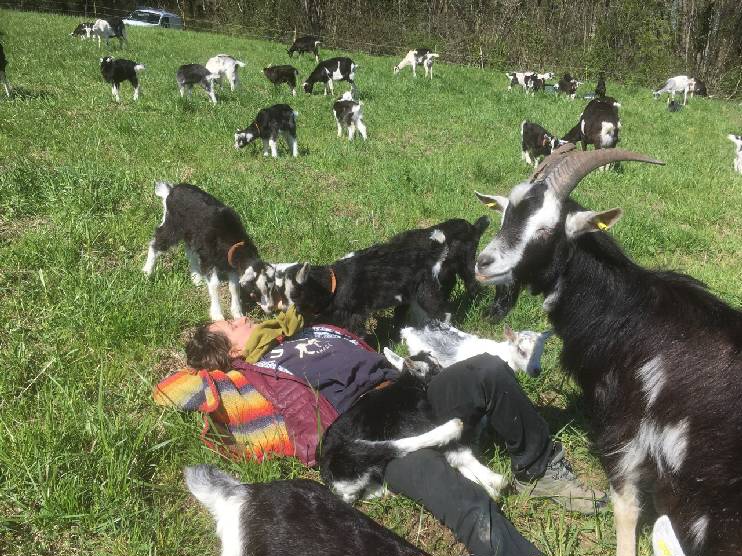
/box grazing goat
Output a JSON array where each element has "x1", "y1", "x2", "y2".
[
  {"x1": 475, "y1": 143, "x2": 742, "y2": 556},
  {"x1": 205, "y1": 54, "x2": 245, "y2": 91},
  {"x1": 92, "y1": 17, "x2": 127, "y2": 48},
  {"x1": 287, "y1": 35, "x2": 321, "y2": 62},
  {"x1": 506, "y1": 71, "x2": 554, "y2": 92},
  {"x1": 653, "y1": 75, "x2": 696, "y2": 105},
  {"x1": 401, "y1": 320, "x2": 551, "y2": 377},
  {"x1": 234, "y1": 104, "x2": 298, "y2": 158},
  {"x1": 727, "y1": 134, "x2": 742, "y2": 174},
  {"x1": 332, "y1": 91, "x2": 367, "y2": 140},
  {"x1": 142, "y1": 182, "x2": 275, "y2": 319},
  {"x1": 393, "y1": 48, "x2": 440, "y2": 79},
  {"x1": 176, "y1": 64, "x2": 219, "y2": 104},
  {"x1": 521, "y1": 121, "x2": 563, "y2": 167},
  {"x1": 263, "y1": 64, "x2": 300, "y2": 96},
  {"x1": 185, "y1": 465, "x2": 429, "y2": 556},
  {"x1": 595, "y1": 72, "x2": 606, "y2": 97},
  {"x1": 274, "y1": 232, "x2": 451, "y2": 335},
  {"x1": 319, "y1": 351, "x2": 506, "y2": 503},
  {"x1": 71, "y1": 22, "x2": 94, "y2": 39},
  {"x1": 556, "y1": 73, "x2": 582, "y2": 99},
  {"x1": 100, "y1": 56, "x2": 144, "y2": 102},
  {"x1": 563, "y1": 97, "x2": 621, "y2": 152},
  {"x1": 303, "y1": 57, "x2": 357, "y2": 96},
  {"x1": 0, "y1": 43, "x2": 10, "y2": 97}
]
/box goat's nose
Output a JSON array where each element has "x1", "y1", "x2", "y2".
[{"x1": 477, "y1": 254, "x2": 494, "y2": 269}]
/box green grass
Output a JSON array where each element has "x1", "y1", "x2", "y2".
[{"x1": 1, "y1": 9, "x2": 741, "y2": 556}]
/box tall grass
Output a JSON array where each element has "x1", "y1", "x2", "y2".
[{"x1": 0, "y1": 9, "x2": 740, "y2": 556}]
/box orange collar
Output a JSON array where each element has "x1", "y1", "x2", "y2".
[
  {"x1": 227, "y1": 241, "x2": 245, "y2": 267},
  {"x1": 328, "y1": 268, "x2": 337, "y2": 294}
]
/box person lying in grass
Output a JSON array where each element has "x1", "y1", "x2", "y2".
[{"x1": 155, "y1": 307, "x2": 606, "y2": 556}]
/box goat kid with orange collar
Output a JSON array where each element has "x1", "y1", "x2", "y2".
[
  {"x1": 474, "y1": 143, "x2": 742, "y2": 556},
  {"x1": 142, "y1": 182, "x2": 276, "y2": 320}
]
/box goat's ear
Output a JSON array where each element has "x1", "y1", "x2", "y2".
[
  {"x1": 503, "y1": 324, "x2": 516, "y2": 342},
  {"x1": 475, "y1": 191, "x2": 508, "y2": 212},
  {"x1": 565, "y1": 208, "x2": 623, "y2": 239},
  {"x1": 295, "y1": 263, "x2": 310, "y2": 285},
  {"x1": 383, "y1": 348, "x2": 405, "y2": 371}
]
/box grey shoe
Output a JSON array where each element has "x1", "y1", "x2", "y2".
[{"x1": 514, "y1": 444, "x2": 608, "y2": 514}]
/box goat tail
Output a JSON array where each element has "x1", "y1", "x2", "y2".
[
  {"x1": 154, "y1": 181, "x2": 172, "y2": 199},
  {"x1": 134, "y1": 64, "x2": 145, "y2": 72},
  {"x1": 183, "y1": 465, "x2": 248, "y2": 517},
  {"x1": 234, "y1": 60, "x2": 246, "y2": 68}
]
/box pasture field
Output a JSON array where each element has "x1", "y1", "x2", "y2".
[{"x1": 1, "y1": 8, "x2": 740, "y2": 556}]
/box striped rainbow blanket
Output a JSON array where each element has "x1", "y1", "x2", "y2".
[{"x1": 154, "y1": 368, "x2": 295, "y2": 461}]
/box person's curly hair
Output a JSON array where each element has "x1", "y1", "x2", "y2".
[{"x1": 185, "y1": 321, "x2": 233, "y2": 370}]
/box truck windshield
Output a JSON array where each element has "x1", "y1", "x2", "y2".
[{"x1": 128, "y1": 11, "x2": 161, "y2": 24}]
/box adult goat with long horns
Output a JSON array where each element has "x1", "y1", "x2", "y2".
[{"x1": 474, "y1": 143, "x2": 742, "y2": 556}]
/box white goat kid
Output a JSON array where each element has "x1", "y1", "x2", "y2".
[
  {"x1": 401, "y1": 320, "x2": 551, "y2": 377},
  {"x1": 653, "y1": 75, "x2": 696, "y2": 105},
  {"x1": 393, "y1": 48, "x2": 439, "y2": 79},
  {"x1": 727, "y1": 134, "x2": 742, "y2": 174}
]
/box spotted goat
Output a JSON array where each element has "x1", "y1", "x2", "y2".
[
  {"x1": 393, "y1": 48, "x2": 440, "y2": 79},
  {"x1": 474, "y1": 143, "x2": 741, "y2": 556}
]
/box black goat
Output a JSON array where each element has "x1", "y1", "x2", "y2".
[
  {"x1": 303, "y1": 57, "x2": 357, "y2": 96},
  {"x1": 595, "y1": 72, "x2": 606, "y2": 97},
  {"x1": 142, "y1": 182, "x2": 275, "y2": 319},
  {"x1": 234, "y1": 104, "x2": 298, "y2": 158},
  {"x1": 100, "y1": 56, "x2": 144, "y2": 102},
  {"x1": 667, "y1": 98, "x2": 683, "y2": 112},
  {"x1": 563, "y1": 96, "x2": 621, "y2": 151},
  {"x1": 319, "y1": 351, "x2": 505, "y2": 503},
  {"x1": 475, "y1": 143, "x2": 742, "y2": 556},
  {"x1": 556, "y1": 73, "x2": 581, "y2": 99},
  {"x1": 176, "y1": 64, "x2": 219, "y2": 104},
  {"x1": 275, "y1": 231, "x2": 451, "y2": 335},
  {"x1": 287, "y1": 35, "x2": 321, "y2": 62},
  {"x1": 263, "y1": 65, "x2": 300, "y2": 96},
  {"x1": 524, "y1": 73, "x2": 545, "y2": 94},
  {"x1": 693, "y1": 79, "x2": 707, "y2": 97},
  {"x1": 521, "y1": 121, "x2": 562, "y2": 168},
  {"x1": 185, "y1": 465, "x2": 429, "y2": 556},
  {"x1": 0, "y1": 43, "x2": 9, "y2": 97}
]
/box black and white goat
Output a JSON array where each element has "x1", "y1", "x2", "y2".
[
  {"x1": 401, "y1": 320, "x2": 551, "y2": 377},
  {"x1": 653, "y1": 75, "x2": 697, "y2": 105},
  {"x1": 332, "y1": 91, "x2": 367, "y2": 141},
  {"x1": 234, "y1": 104, "x2": 298, "y2": 158},
  {"x1": 727, "y1": 134, "x2": 742, "y2": 174},
  {"x1": 287, "y1": 35, "x2": 321, "y2": 62},
  {"x1": 176, "y1": 64, "x2": 219, "y2": 104},
  {"x1": 474, "y1": 143, "x2": 742, "y2": 556},
  {"x1": 506, "y1": 71, "x2": 554, "y2": 92},
  {"x1": 595, "y1": 72, "x2": 607, "y2": 98},
  {"x1": 263, "y1": 65, "x2": 300, "y2": 96},
  {"x1": 521, "y1": 121, "x2": 563, "y2": 167},
  {"x1": 142, "y1": 182, "x2": 275, "y2": 319},
  {"x1": 303, "y1": 57, "x2": 357, "y2": 96},
  {"x1": 0, "y1": 43, "x2": 10, "y2": 97},
  {"x1": 71, "y1": 22, "x2": 94, "y2": 40},
  {"x1": 205, "y1": 54, "x2": 245, "y2": 91},
  {"x1": 319, "y1": 351, "x2": 507, "y2": 503},
  {"x1": 100, "y1": 56, "x2": 144, "y2": 102},
  {"x1": 274, "y1": 232, "x2": 451, "y2": 335},
  {"x1": 92, "y1": 17, "x2": 127, "y2": 48},
  {"x1": 393, "y1": 48, "x2": 440, "y2": 79},
  {"x1": 555, "y1": 73, "x2": 582, "y2": 99},
  {"x1": 562, "y1": 97, "x2": 622, "y2": 152},
  {"x1": 185, "y1": 465, "x2": 430, "y2": 556}
]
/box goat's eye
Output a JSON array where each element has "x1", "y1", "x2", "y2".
[{"x1": 518, "y1": 348, "x2": 528, "y2": 357}]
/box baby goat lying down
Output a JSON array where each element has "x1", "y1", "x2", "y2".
[
  {"x1": 176, "y1": 64, "x2": 219, "y2": 104},
  {"x1": 100, "y1": 56, "x2": 144, "y2": 102},
  {"x1": 332, "y1": 91, "x2": 367, "y2": 141},
  {"x1": 142, "y1": 182, "x2": 275, "y2": 319},
  {"x1": 319, "y1": 351, "x2": 506, "y2": 502},
  {"x1": 185, "y1": 465, "x2": 428, "y2": 556},
  {"x1": 234, "y1": 104, "x2": 298, "y2": 158},
  {"x1": 401, "y1": 320, "x2": 551, "y2": 377}
]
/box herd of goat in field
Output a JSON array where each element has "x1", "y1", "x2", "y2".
[{"x1": 3, "y1": 15, "x2": 742, "y2": 556}]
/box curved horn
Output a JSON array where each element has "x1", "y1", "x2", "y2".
[{"x1": 543, "y1": 148, "x2": 665, "y2": 199}]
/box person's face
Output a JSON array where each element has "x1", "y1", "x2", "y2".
[{"x1": 209, "y1": 317, "x2": 257, "y2": 357}]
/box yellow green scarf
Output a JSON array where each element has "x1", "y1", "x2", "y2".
[{"x1": 242, "y1": 305, "x2": 304, "y2": 363}]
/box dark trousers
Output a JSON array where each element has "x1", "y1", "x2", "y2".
[{"x1": 384, "y1": 353, "x2": 553, "y2": 556}]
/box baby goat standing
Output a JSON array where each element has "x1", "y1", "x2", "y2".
[
  {"x1": 728, "y1": 134, "x2": 742, "y2": 174},
  {"x1": 521, "y1": 121, "x2": 562, "y2": 167},
  {"x1": 205, "y1": 54, "x2": 245, "y2": 91},
  {"x1": 303, "y1": 57, "x2": 357, "y2": 95},
  {"x1": 393, "y1": 48, "x2": 440, "y2": 79},
  {"x1": 287, "y1": 35, "x2": 321, "y2": 62},
  {"x1": 332, "y1": 91, "x2": 367, "y2": 141},
  {"x1": 234, "y1": 104, "x2": 298, "y2": 158},
  {"x1": 92, "y1": 17, "x2": 127, "y2": 48},
  {"x1": 142, "y1": 182, "x2": 275, "y2": 319},
  {"x1": 263, "y1": 65, "x2": 300, "y2": 96},
  {"x1": 100, "y1": 56, "x2": 144, "y2": 102},
  {"x1": 176, "y1": 64, "x2": 219, "y2": 104}
]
